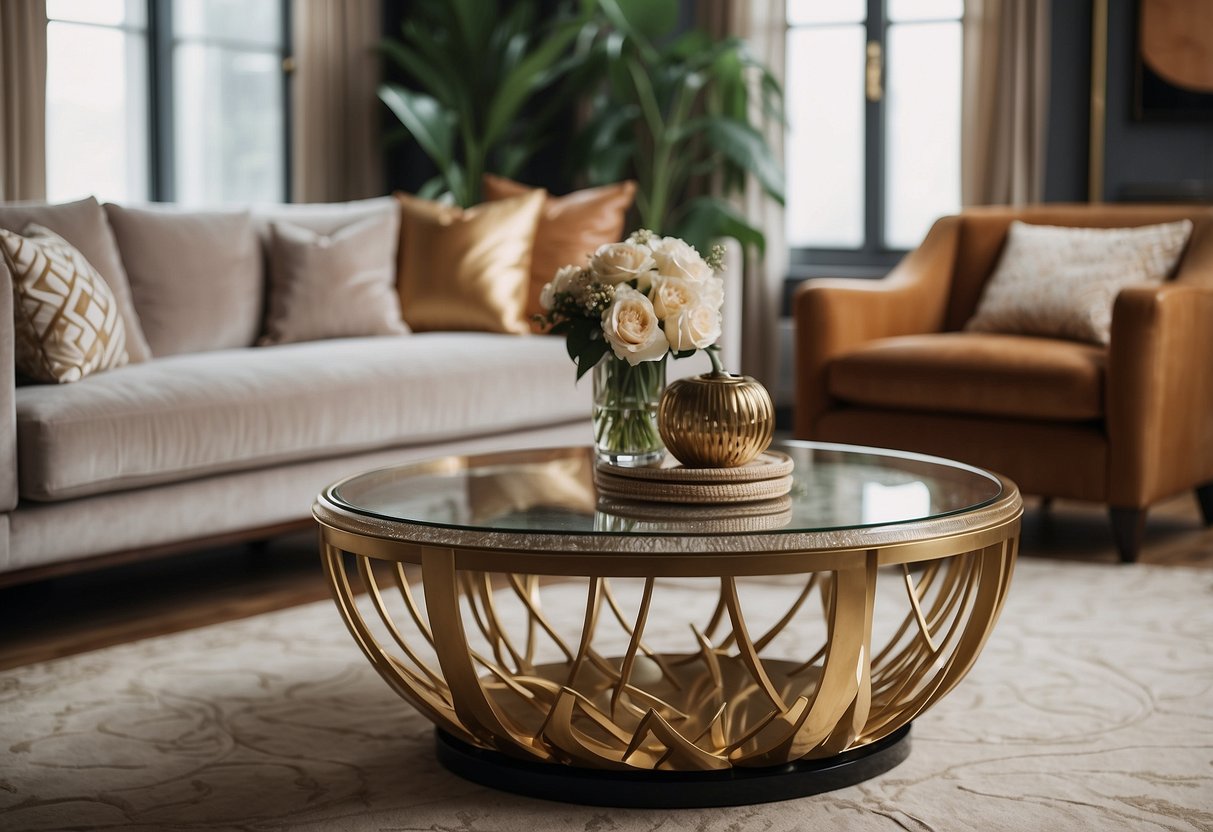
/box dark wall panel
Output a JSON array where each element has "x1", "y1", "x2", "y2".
[{"x1": 1045, "y1": 0, "x2": 1213, "y2": 203}]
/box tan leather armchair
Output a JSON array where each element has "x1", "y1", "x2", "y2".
[{"x1": 794, "y1": 204, "x2": 1213, "y2": 562}]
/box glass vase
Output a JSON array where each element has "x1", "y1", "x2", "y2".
[{"x1": 592, "y1": 355, "x2": 666, "y2": 467}]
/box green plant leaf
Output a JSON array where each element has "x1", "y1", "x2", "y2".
[
  {"x1": 565, "y1": 317, "x2": 596, "y2": 363},
  {"x1": 587, "y1": 142, "x2": 636, "y2": 185},
  {"x1": 416, "y1": 175, "x2": 448, "y2": 201},
  {"x1": 494, "y1": 142, "x2": 534, "y2": 179},
  {"x1": 673, "y1": 196, "x2": 766, "y2": 255},
  {"x1": 399, "y1": 22, "x2": 463, "y2": 91},
  {"x1": 449, "y1": 0, "x2": 493, "y2": 53},
  {"x1": 380, "y1": 40, "x2": 459, "y2": 109},
  {"x1": 701, "y1": 117, "x2": 786, "y2": 204},
  {"x1": 576, "y1": 340, "x2": 611, "y2": 380},
  {"x1": 378, "y1": 83, "x2": 454, "y2": 170},
  {"x1": 483, "y1": 21, "x2": 583, "y2": 150},
  {"x1": 597, "y1": 0, "x2": 676, "y2": 52}
]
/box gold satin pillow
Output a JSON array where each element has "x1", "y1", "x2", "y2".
[
  {"x1": 1, "y1": 224, "x2": 129, "y2": 383},
  {"x1": 395, "y1": 190, "x2": 545, "y2": 334},
  {"x1": 482, "y1": 175, "x2": 636, "y2": 329}
]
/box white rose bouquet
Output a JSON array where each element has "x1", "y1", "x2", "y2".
[
  {"x1": 538, "y1": 229, "x2": 726, "y2": 378},
  {"x1": 538, "y1": 230, "x2": 726, "y2": 465}
]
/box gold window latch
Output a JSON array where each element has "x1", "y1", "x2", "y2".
[{"x1": 866, "y1": 41, "x2": 883, "y2": 102}]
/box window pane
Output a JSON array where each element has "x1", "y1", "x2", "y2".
[
  {"x1": 174, "y1": 0, "x2": 282, "y2": 46},
  {"x1": 174, "y1": 45, "x2": 284, "y2": 204},
  {"x1": 787, "y1": 0, "x2": 865, "y2": 26},
  {"x1": 884, "y1": 22, "x2": 961, "y2": 250},
  {"x1": 887, "y1": 0, "x2": 963, "y2": 22},
  {"x1": 46, "y1": 0, "x2": 145, "y2": 27},
  {"x1": 45, "y1": 22, "x2": 148, "y2": 203},
  {"x1": 785, "y1": 25, "x2": 866, "y2": 249}
]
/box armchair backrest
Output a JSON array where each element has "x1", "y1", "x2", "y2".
[{"x1": 945, "y1": 204, "x2": 1213, "y2": 331}]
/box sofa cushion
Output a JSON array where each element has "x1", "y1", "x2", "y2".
[
  {"x1": 0, "y1": 197, "x2": 152, "y2": 362},
  {"x1": 15, "y1": 333, "x2": 589, "y2": 501},
  {"x1": 104, "y1": 203, "x2": 262, "y2": 356},
  {"x1": 250, "y1": 196, "x2": 399, "y2": 241},
  {"x1": 482, "y1": 175, "x2": 636, "y2": 329},
  {"x1": 1, "y1": 225, "x2": 129, "y2": 382},
  {"x1": 965, "y1": 219, "x2": 1193, "y2": 345},
  {"x1": 260, "y1": 213, "x2": 407, "y2": 345},
  {"x1": 828, "y1": 333, "x2": 1106, "y2": 422},
  {"x1": 395, "y1": 190, "x2": 545, "y2": 334}
]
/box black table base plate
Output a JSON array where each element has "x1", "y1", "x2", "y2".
[{"x1": 435, "y1": 725, "x2": 911, "y2": 808}]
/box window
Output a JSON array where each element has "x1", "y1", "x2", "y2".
[
  {"x1": 46, "y1": 0, "x2": 150, "y2": 203},
  {"x1": 785, "y1": 0, "x2": 962, "y2": 269},
  {"x1": 45, "y1": 0, "x2": 289, "y2": 205}
]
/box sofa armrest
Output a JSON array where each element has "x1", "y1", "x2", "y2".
[
  {"x1": 1107, "y1": 282, "x2": 1213, "y2": 507},
  {"x1": 792, "y1": 216, "x2": 959, "y2": 438},
  {"x1": 0, "y1": 258, "x2": 16, "y2": 512}
]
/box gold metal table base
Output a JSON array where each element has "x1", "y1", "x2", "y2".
[{"x1": 319, "y1": 535, "x2": 1017, "y2": 780}]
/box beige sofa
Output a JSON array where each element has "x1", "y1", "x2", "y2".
[{"x1": 0, "y1": 196, "x2": 598, "y2": 584}]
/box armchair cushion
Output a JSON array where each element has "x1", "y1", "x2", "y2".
[
  {"x1": 828, "y1": 332, "x2": 1106, "y2": 421},
  {"x1": 964, "y1": 219, "x2": 1192, "y2": 344}
]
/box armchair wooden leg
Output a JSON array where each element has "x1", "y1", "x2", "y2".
[
  {"x1": 1108, "y1": 507, "x2": 1147, "y2": 564},
  {"x1": 1196, "y1": 482, "x2": 1213, "y2": 527}
]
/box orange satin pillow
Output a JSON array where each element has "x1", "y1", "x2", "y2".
[
  {"x1": 395, "y1": 190, "x2": 545, "y2": 334},
  {"x1": 482, "y1": 175, "x2": 636, "y2": 329}
]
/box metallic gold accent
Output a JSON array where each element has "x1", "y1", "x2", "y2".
[
  {"x1": 315, "y1": 451, "x2": 1021, "y2": 772},
  {"x1": 1089, "y1": 0, "x2": 1108, "y2": 203},
  {"x1": 658, "y1": 373, "x2": 775, "y2": 468},
  {"x1": 866, "y1": 41, "x2": 884, "y2": 103}
]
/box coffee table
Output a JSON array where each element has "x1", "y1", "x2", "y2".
[{"x1": 313, "y1": 442, "x2": 1020, "y2": 807}]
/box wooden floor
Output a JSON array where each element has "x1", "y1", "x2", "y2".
[{"x1": 0, "y1": 493, "x2": 1209, "y2": 672}]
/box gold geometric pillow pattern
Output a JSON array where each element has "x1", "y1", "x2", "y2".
[{"x1": 1, "y1": 224, "x2": 129, "y2": 383}]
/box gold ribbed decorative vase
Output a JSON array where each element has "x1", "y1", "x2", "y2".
[{"x1": 658, "y1": 372, "x2": 775, "y2": 468}]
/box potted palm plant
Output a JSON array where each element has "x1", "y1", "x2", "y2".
[
  {"x1": 378, "y1": 0, "x2": 594, "y2": 206},
  {"x1": 570, "y1": 0, "x2": 785, "y2": 254}
]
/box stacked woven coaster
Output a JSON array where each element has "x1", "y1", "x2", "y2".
[{"x1": 593, "y1": 450, "x2": 794, "y2": 505}]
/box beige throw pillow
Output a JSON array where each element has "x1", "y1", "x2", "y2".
[
  {"x1": 104, "y1": 204, "x2": 262, "y2": 356},
  {"x1": 260, "y1": 213, "x2": 408, "y2": 346},
  {"x1": 1, "y1": 224, "x2": 129, "y2": 383},
  {"x1": 966, "y1": 219, "x2": 1193, "y2": 345}
]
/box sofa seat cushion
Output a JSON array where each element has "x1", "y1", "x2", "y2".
[
  {"x1": 828, "y1": 333, "x2": 1106, "y2": 421},
  {"x1": 16, "y1": 333, "x2": 589, "y2": 501}
]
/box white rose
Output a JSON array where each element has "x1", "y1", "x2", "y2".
[
  {"x1": 650, "y1": 275, "x2": 699, "y2": 320},
  {"x1": 651, "y1": 237, "x2": 712, "y2": 281},
  {"x1": 601, "y1": 285, "x2": 670, "y2": 364},
  {"x1": 700, "y1": 275, "x2": 725, "y2": 310},
  {"x1": 667, "y1": 304, "x2": 722, "y2": 352},
  {"x1": 590, "y1": 242, "x2": 656, "y2": 289},
  {"x1": 540, "y1": 264, "x2": 581, "y2": 310}
]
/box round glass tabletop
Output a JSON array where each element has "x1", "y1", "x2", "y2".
[{"x1": 325, "y1": 441, "x2": 1004, "y2": 538}]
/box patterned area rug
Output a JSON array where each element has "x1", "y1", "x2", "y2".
[{"x1": 1, "y1": 559, "x2": 1211, "y2": 832}]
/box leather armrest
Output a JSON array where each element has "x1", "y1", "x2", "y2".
[
  {"x1": 0, "y1": 259, "x2": 16, "y2": 512},
  {"x1": 792, "y1": 216, "x2": 959, "y2": 437},
  {"x1": 1107, "y1": 282, "x2": 1213, "y2": 507}
]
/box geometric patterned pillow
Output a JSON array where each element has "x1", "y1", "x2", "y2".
[
  {"x1": 965, "y1": 219, "x2": 1194, "y2": 345},
  {"x1": 1, "y1": 223, "x2": 129, "y2": 383}
]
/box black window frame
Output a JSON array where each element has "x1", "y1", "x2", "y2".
[
  {"x1": 786, "y1": 0, "x2": 961, "y2": 279},
  {"x1": 47, "y1": 0, "x2": 292, "y2": 204},
  {"x1": 147, "y1": 0, "x2": 292, "y2": 203}
]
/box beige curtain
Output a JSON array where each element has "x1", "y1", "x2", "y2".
[
  {"x1": 0, "y1": 0, "x2": 47, "y2": 202},
  {"x1": 699, "y1": 1, "x2": 787, "y2": 388},
  {"x1": 961, "y1": 0, "x2": 1051, "y2": 206},
  {"x1": 290, "y1": 0, "x2": 384, "y2": 203}
]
